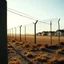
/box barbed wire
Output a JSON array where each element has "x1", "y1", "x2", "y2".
[
  {"x1": 8, "y1": 8, "x2": 38, "y2": 20},
  {"x1": 7, "y1": 8, "x2": 60, "y2": 29},
  {"x1": 7, "y1": 10, "x2": 36, "y2": 21}
]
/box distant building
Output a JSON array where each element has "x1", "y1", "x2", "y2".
[
  {"x1": 48, "y1": 31, "x2": 55, "y2": 36},
  {"x1": 56, "y1": 29, "x2": 64, "y2": 36},
  {"x1": 37, "y1": 29, "x2": 64, "y2": 36},
  {"x1": 41, "y1": 31, "x2": 49, "y2": 36},
  {"x1": 37, "y1": 31, "x2": 56, "y2": 36},
  {"x1": 37, "y1": 32, "x2": 42, "y2": 36}
]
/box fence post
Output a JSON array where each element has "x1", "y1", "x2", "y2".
[
  {"x1": 7, "y1": 29, "x2": 9, "y2": 40},
  {"x1": 9, "y1": 29, "x2": 11, "y2": 41},
  {"x1": 20, "y1": 25, "x2": 22, "y2": 41},
  {"x1": 14, "y1": 27, "x2": 16, "y2": 40},
  {"x1": 34, "y1": 20, "x2": 38, "y2": 44},
  {"x1": 0, "y1": 0, "x2": 8, "y2": 63},
  {"x1": 9, "y1": 29, "x2": 11, "y2": 40},
  {"x1": 58, "y1": 19, "x2": 60, "y2": 44},
  {"x1": 10, "y1": 29, "x2": 12, "y2": 41},
  {"x1": 12, "y1": 28, "x2": 13, "y2": 40},
  {"x1": 25, "y1": 25, "x2": 26, "y2": 42},
  {"x1": 50, "y1": 21, "x2": 52, "y2": 45}
]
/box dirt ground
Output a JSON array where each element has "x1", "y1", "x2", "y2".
[
  {"x1": 8, "y1": 40, "x2": 64, "y2": 64},
  {"x1": 8, "y1": 35, "x2": 64, "y2": 45}
]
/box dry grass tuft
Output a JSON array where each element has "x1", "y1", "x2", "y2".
[
  {"x1": 32, "y1": 56, "x2": 47, "y2": 62},
  {"x1": 8, "y1": 44, "x2": 11, "y2": 47},
  {"x1": 56, "y1": 49, "x2": 64, "y2": 54},
  {"x1": 56, "y1": 49, "x2": 62, "y2": 54},
  {"x1": 25, "y1": 52, "x2": 34, "y2": 58},
  {"x1": 39, "y1": 46, "x2": 46, "y2": 50},
  {"x1": 9, "y1": 61, "x2": 20, "y2": 64},
  {"x1": 28, "y1": 62, "x2": 33, "y2": 64},
  {"x1": 29, "y1": 44, "x2": 39, "y2": 51},
  {"x1": 12, "y1": 40, "x2": 16, "y2": 42},
  {"x1": 8, "y1": 48, "x2": 13, "y2": 51},
  {"x1": 58, "y1": 58, "x2": 64, "y2": 62},
  {"x1": 44, "y1": 44, "x2": 48, "y2": 48},
  {"x1": 9, "y1": 57, "x2": 20, "y2": 64},
  {"x1": 36, "y1": 44, "x2": 42, "y2": 48},
  {"x1": 32, "y1": 44, "x2": 37, "y2": 48},
  {"x1": 48, "y1": 56, "x2": 58, "y2": 64},
  {"x1": 19, "y1": 42, "x2": 24, "y2": 45},
  {"x1": 60, "y1": 42, "x2": 64, "y2": 45},
  {"x1": 40, "y1": 53, "x2": 48, "y2": 57},
  {"x1": 15, "y1": 42, "x2": 20, "y2": 46},
  {"x1": 23, "y1": 43, "x2": 30, "y2": 48},
  {"x1": 57, "y1": 58, "x2": 64, "y2": 64}
]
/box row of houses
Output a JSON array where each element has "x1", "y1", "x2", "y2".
[{"x1": 37, "y1": 29, "x2": 64, "y2": 36}]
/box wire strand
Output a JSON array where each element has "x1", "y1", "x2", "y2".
[
  {"x1": 8, "y1": 8, "x2": 38, "y2": 20},
  {"x1": 7, "y1": 10, "x2": 36, "y2": 21},
  {"x1": 7, "y1": 8, "x2": 60, "y2": 25}
]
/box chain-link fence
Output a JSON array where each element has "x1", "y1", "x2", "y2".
[{"x1": 7, "y1": 18, "x2": 64, "y2": 45}]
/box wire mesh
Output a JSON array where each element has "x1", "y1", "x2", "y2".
[
  {"x1": 21, "y1": 25, "x2": 26, "y2": 42},
  {"x1": 26, "y1": 23, "x2": 34, "y2": 44},
  {"x1": 36, "y1": 21, "x2": 50, "y2": 45}
]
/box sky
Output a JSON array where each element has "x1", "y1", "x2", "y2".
[{"x1": 7, "y1": 0, "x2": 64, "y2": 33}]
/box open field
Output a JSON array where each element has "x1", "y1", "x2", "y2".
[
  {"x1": 8, "y1": 39, "x2": 64, "y2": 64},
  {"x1": 8, "y1": 35, "x2": 64, "y2": 45},
  {"x1": 8, "y1": 34, "x2": 64, "y2": 64}
]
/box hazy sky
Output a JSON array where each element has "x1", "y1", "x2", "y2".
[{"x1": 7, "y1": 0, "x2": 64, "y2": 31}]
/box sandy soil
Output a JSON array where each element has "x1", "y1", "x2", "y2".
[
  {"x1": 8, "y1": 35, "x2": 64, "y2": 45},
  {"x1": 8, "y1": 38, "x2": 64, "y2": 64}
]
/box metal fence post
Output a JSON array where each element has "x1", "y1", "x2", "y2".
[
  {"x1": 34, "y1": 20, "x2": 38, "y2": 44},
  {"x1": 14, "y1": 27, "x2": 16, "y2": 40},
  {"x1": 58, "y1": 19, "x2": 60, "y2": 44},
  {"x1": 0, "y1": 0, "x2": 8, "y2": 63},
  {"x1": 9, "y1": 29, "x2": 11, "y2": 40},
  {"x1": 50, "y1": 21, "x2": 52, "y2": 45},
  {"x1": 9, "y1": 29, "x2": 11, "y2": 41},
  {"x1": 10, "y1": 29, "x2": 12, "y2": 41},
  {"x1": 12, "y1": 28, "x2": 13, "y2": 40},
  {"x1": 25, "y1": 25, "x2": 26, "y2": 42},
  {"x1": 7, "y1": 29, "x2": 9, "y2": 40},
  {"x1": 20, "y1": 25, "x2": 22, "y2": 41}
]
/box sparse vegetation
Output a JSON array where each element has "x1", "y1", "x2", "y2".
[
  {"x1": 32, "y1": 56, "x2": 47, "y2": 62},
  {"x1": 60, "y1": 42, "x2": 64, "y2": 45},
  {"x1": 25, "y1": 52, "x2": 35, "y2": 58},
  {"x1": 48, "y1": 56, "x2": 58, "y2": 64},
  {"x1": 39, "y1": 45, "x2": 47, "y2": 51},
  {"x1": 56, "y1": 49, "x2": 64, "y2": 54},
  {"x1": 8, "y1": 36, "x2": 64, "y2": 64},
  {"x1": 12, "y1": 40, "x2": 16, "y2": 42},
  {"x1": 58, "y1": 58, "x2": 64, "y2": 64},
  {"x1": 23, "y1": 43, "x2": 30, "y2": 48}
]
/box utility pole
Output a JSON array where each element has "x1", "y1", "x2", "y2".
[
  {"x1": 34, "y1": 20, "x2": 38, "y2": 44},
  {"x1": 0, "y1": 0, "x2": 8, "y2": 64}
]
